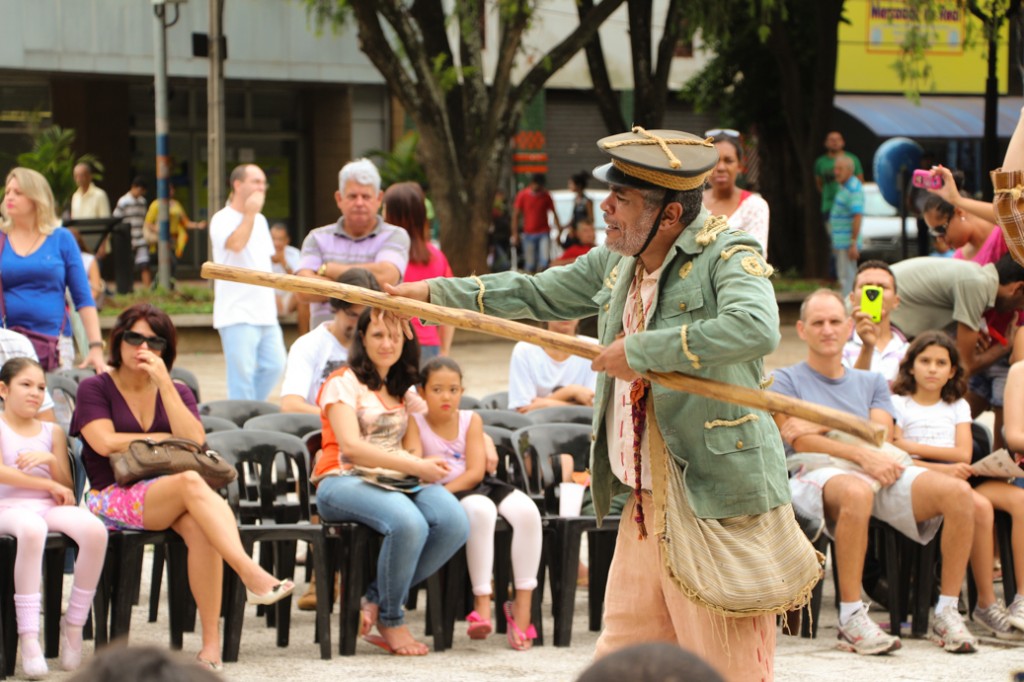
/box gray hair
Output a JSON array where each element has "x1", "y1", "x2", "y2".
[
  {"x1": 799, "y1": 288, "x2": 847, "y2": 322},
  {"x1": 338, "y1": 158, "x2": 381, "y2": 194},
  {"x1": 642, "y1": 187, "x2": 703, "y2": 228}
]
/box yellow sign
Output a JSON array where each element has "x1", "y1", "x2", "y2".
[{"x1": 836, "y1": 0, "x2": 1009, "y2": 94}]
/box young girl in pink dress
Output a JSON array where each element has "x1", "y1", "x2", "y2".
[
  {"x1": 413, "y1": 357, "x2": 543, "y2": 651},
  {"x1": 0, "y1": 358, "x2": 108, "y2": 678}
]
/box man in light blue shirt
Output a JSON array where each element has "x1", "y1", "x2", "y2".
[{"x1": 829, "y1": 155, "x2": 864, "y2": 296}]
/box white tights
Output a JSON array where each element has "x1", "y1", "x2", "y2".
[
  {"x1": 0, "y1": 505, "x2": 108, "y2": 633},
  {"x1": 459, "y1": 490, "x2": 542, "y2": 596}
]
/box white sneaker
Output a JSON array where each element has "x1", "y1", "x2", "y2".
[
  {"x1": 1006, "y1": 595, "x2": 1024, "y2": 632},
  {"x1": 972, "y1": 603, "x2": 1023, "y2": 640},
  {"x1": 932, "y1": 603, "x2": 978, "y2": 653},
  {"x1": 836, "y1": 605, "x2": 902, "y2": 655}
]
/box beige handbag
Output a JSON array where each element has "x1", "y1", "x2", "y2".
[
  {"x1": 649, "y1": 410, "x2": 824, "y2": 617},
  {"x1": 991, "y1": 168, "x2": 1024, "y2": 267}
]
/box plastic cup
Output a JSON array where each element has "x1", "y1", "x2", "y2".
[{"x1": 559, "y1": 482, "x2": 586, "y2": 517}]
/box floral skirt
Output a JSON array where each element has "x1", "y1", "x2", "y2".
[{"x1": 86, "y1": 479, "x2": 159, "y2": 530}]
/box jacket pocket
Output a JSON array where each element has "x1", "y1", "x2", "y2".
[
  {"x1": 703, "y1": 413, "x2": 761, "y2": 455},
  {"x1": 661, "y1": 286, "x2": 705, "y2": 322}
]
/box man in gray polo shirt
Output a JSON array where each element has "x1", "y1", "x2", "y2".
[{"x1": 296, "y1": 158, "x2": 410, "y2": 327}]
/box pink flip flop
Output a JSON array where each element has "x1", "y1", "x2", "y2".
[
  {"x1": 503, "y1": 601, "x2": 537, "y2": 651},
  {"x1": 466, "y1": 610, "x2": 492, "y2": 640}
]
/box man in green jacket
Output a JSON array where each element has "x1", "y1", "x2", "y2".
[{"x1": 390, "y1": 128, "x2": 798, "y2": 679}]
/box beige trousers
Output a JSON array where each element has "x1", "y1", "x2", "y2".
[{"x1": 594, "y1": 493, "x2": 776, "y2": 682}]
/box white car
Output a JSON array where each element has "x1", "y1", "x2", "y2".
[
  {"x1": 858, "y1": 182, "x2": 919, "y2": 263},
  {"x1": 550, "y1": 189, "x2": 610, "y2": 246}
]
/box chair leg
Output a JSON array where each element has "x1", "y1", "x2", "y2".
[
  {"x1": 587, "y1": 529, "x2": 616, "y2": 633},
  {"x1": 222, "y1": 540, "x2": 252, "y2": 664},
  {"x1": 996, "y1": 511, "x2": 1017, "y2": 604},
  {"x1": 338, "y1": 528, "x2": 369, "y2": 656},
  {"x1": 274, "y1": 540, "x2": 297, "y2": 648},
  {"x1": 166, "y1": 542, "x2": 189, "y2": 650},
  {"x1": 493, "y1": 531, "x2": 512, "y2": 634},
  {"x1": 425, "y1": 571, "x2": 447, "y2": 652},
  {"x1": 43, "y1": 545, "x2": 66, "y2": 658},
  {"x1": 148, "y1": 545, "x2": 166, "y2": 623},
  {"x1": 882, "y1": 527, "x2": 902, "y2": 637},
  {"x1": 551, "y1": 520, "x2": 584, "y2": 647},
  {"x1": 1, "y1": 542, "x2": 16, "y2": 677},
  {"x1": 110, "y1": 544, "x2": 145, "y2": 642},
  {"x1": 912, "y1": 536, "x2": 940, "y2": 638},
  {"x1": 310, "y1": 537, "x2": 332, "y2": 660}
]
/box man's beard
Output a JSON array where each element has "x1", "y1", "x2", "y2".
[{"x1": 605, "y1": 205, "x2": 660, "y2": 257}]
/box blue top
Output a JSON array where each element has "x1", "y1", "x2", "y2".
[
  {"x1": 828, "y1": 176, "x2": 865, "y2": 250},
  {"x1": 1, "y1": 227, "x2": 95, "y2": 336},
  {"x1": 770, "y1": 361, "x2": 894, "y2": 455}
]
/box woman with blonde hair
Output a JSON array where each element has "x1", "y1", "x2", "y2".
[{"x1": 1, "y1": 168, "x2": 106, "y2": 371}]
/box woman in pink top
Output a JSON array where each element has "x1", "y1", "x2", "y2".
[{"x1": 383, "y1": 182, "x2": 454, "y2": 361}]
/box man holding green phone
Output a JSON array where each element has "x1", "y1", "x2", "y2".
[{"x1": 842, "y1": 260, "x2": 908, "y2": 383}]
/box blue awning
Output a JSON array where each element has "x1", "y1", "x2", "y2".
[{"x1": 834, "y1": 95, "x2": 1024, "y2": 138}]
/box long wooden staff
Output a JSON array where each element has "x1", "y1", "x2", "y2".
[{"x1": 202, "y1": 263, "x2": 886, "y2": 445}]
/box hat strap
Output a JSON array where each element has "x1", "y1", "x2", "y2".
[{"x1": 633, "y1": 191, "x2": 673, "y2": 258}]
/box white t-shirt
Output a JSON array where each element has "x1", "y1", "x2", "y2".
[
  {"x1": 891, "y1": 395, "x2": 971, "y2": 448},
  {"x1": 507, "y1": 337, "x2": 598, "y2": 410},
  {"x1": 272, "y1": 245, "x2": 302, "y2": 301},
  {"x1": 210, "y1": 205, "x2": 278, "y2": 329},
  {"x1": 280, "y1": 323, "x2": 349, "y2": 406}
]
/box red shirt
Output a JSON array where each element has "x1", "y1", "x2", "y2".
[
  {"x1": 559, "y1": 244, "x2": 594, "y2": 262},
  {"x1": 514, "y1": 187, "x2": 555, "y2": 235}
]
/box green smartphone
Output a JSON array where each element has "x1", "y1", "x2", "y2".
[{"x1": 861, "y1": 285, "x2": 883, "y2": 323}]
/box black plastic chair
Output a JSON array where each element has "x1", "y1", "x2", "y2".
[
  {"x1": 525, "y1": 405, "x2": 594, "y2": 426},
  {"x1": 54, "y1": 368, "x2": 96, "y2": 384},
  {"x1": 45, "y1": 373, "x2": 80, "y2": 436},
  {"x1": 198, "y1": 400, "x2": 280, "y2": 427},
  {"x1": 474, "y1": 409, "x2": 531, "y2": 431},
  {"x1": 170, "y1": 367, "x2": 202, "y2": 403},
  {"x1": 967, "y1": 510, "x2": 1017, "y2": 615},
  {"x1": 201, "y1": 414, "x2": 240, "y2": 434},
  {"x1": 459, "y1": 395, "x2": 482, "y2": 410},
  {"x1": 243, "y1": 413, "x2": 323, "y2": 440},
  {"x1": 479, "y1": 391, "x2": 509, "y2": 410},
  {"x1": 205, "y1": 429, "x2": 331, "y2": 661},
  {"x1": 513, "y1": 423, "x2": 618, "y2": 647}
]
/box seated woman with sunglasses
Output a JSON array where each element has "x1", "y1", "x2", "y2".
[
  {"x1": 701, "y1": 130, "x2": 769, "y2": 255},
  {"x1": 70, "y1": 303, "x2": 294, "y2": 671}
]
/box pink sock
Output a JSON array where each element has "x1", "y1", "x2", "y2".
[
  {"x1": 13, "y1": 593, "x2": 40, "y2": 636},
  {"x1": 65, "y1": 586, "x2": 94, "y2": 628}
]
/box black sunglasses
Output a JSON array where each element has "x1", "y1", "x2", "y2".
[
  {"x1": 123, "y1": 330, "x2": 168, "y2": 351},
  {"x1": 929, "y1": 220, "x2": 949, "y2": 237}
]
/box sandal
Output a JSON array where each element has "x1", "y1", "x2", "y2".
[
  {"x1": 363, "y1": 633, "x2": 429, "y2": 656},
  {"x1": 246, "y1": 579, "x2": 295, "y2": 606},
  {"x1": 502, "y1": 600, "x2": 537, "y2": 651},
  {"x1": 466, "y1": 610, "x2": 492, "y2": 640},
  {"x1": 195, "y1": 653, "x2": 224, "y2": 672}
]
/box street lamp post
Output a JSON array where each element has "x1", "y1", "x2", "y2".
[{"x1": 152, "y1": 0, "x2": 186, "y2": 290}]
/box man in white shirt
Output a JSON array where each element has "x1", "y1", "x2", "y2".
[
  {"x1": 271, "y1": 223, "x2": 302, "y2": 317},
  {"x1": 280, "y1": 268, "x2": 378, "y2": 414},
  {"x1": 507, "y1": 319, "x2": 597, "y2": 412},
  {"x1": 70, "y1": 163, "x2": 111, "y2": 219},
  {"x1": 842, "y1": 260, "x2": 908, "y2": 383},
  {"x1": 210, "y1": 164, "x2": 286, "y2": 400}
]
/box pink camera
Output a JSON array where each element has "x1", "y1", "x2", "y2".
[{"x1": 911, "y1": 169, "x2": 943, "y2": 190}]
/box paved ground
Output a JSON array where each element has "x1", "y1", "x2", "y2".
[{"x1": 28, "y1": 324, "x2": 1024, "y2": 681}]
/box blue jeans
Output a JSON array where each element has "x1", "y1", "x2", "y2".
[
  {"x1": 833, "y1": 247, "x2": 857, "y2": 297},
  {"x1": 316, "y1": 476, "x2": 469, "y2": 627},
  {"x1": 218, "y1": 323, "x2": 286, "y2": 400},
  {"x1": 521, "y1": 232, "x2": 549, "y2": 273}
]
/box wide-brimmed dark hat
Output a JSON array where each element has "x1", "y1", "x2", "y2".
[{"x1": 593, "y1": 127, "x2": 718, "y2": 191}]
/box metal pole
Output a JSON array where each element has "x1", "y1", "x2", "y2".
[
  {"x1": 208, "y1": 0, "x2": 226, "y2": 222},
  {"x1": 154, "y1": 4, "x2": 172, "y2": 290}
]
